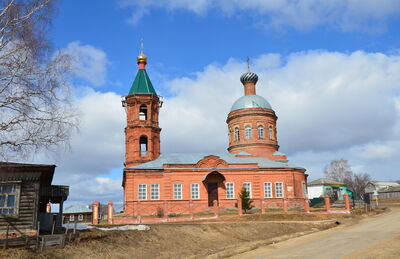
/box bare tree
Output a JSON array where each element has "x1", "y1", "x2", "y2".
[
  {"x1": 323, "y1": 159, "x2": 353, "y2": 186},
  {"x1": 324, "y1": 159, "x2": 372, "y2": 199},
  {"x1": 0, "y1": 0, "x2": 78, "y2": 160},
  {"x1": 352, "y1": 172, "x2": 371, "y2": 197}
]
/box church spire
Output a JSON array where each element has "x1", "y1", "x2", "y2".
[
  {"x1": 128, "y1": 40, "x2": 157, "y2": 96},
  {"x1": 137, "y1": 39, "x2": 147, "y2": 70}
]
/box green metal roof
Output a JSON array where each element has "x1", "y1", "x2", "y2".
[{"x1": 128, "y1": 69, "x2": 157, "y2": 95}]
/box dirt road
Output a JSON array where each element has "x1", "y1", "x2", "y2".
[{"x1": 230, "y1": 207, "x2": 400, "y2": 259}]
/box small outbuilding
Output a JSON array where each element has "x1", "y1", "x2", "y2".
[
  {"x1": 307, "y1": 178, "x2": 351, "y2": 200},
  {"x1": 0, "y1": 162, "x2": 69, "y2": 238},
  {"x1": 63, "y1": 204, "x2": 92, "y2": 224},
  {"x1": 365, "y1": 181, "x2": 400, "y2": 194},
  {"x1": 365, "y1": 182, "x2": 400, "y2": 200}
]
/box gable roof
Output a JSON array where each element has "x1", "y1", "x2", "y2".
[
  {"x1": 126, "y1": 152, "x2": 304, "y2": 170},
  {"x1": 128, "y1": 69, "x2": 157, "y2": 95},
  {"x1": 64, "y1": 204, "x2": 92, "y2": 214},
  {"x1": 308, "y1": 178, "x2": 345, "y2": 186}
]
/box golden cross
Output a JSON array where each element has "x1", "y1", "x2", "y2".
[{"x1": 140, "y1": 38, "x2": 144, "y2": 54}]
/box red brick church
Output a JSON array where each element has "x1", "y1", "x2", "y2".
[{"x1": 122, "y1": 50, "x2": 308, "y2": 216}]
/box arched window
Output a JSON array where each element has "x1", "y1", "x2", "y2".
[
  {"x1": 139, "y1": 105, "x2": 147, "y2": 120},
  {"x1": 139, "y1": 135, "x2": 148, "y2": 156},
  {"x1": 234, "y1": 127, "x2": 240, "y2": 141},
  {"x1": 268, "y1": 126, "x2": 273, "y2": 140},
  {"x1": 245, "y1": 126, "x2": 252, "y2": 140},
  {"x1": 258, "y1": 125, "x2": 264, "y2": 139}
]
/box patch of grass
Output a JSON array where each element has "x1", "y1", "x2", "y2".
[
  {"x1": 167, "y1": 213, "x2": 189, "y2": 218},
  {"x1": 219, "y1": 209, "x2": 238, "y2": 216},
  {"x1": 194, "y1": 211, "x2": 214, "y2": 217}
]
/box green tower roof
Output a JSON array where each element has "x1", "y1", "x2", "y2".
[{"x1": 128, "y1": 69, "x2": 157, "y2": 96}]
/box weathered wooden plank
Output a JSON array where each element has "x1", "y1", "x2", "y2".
[
  {"x1": 0, "y1": 223, "x2": 34, "y2": 228},
  {"x1": 0, "y1": 218, "x2": 34, "y2": 223},
  {"x1": 39, "y1": 234, "x2": 66, "y2": 251}
]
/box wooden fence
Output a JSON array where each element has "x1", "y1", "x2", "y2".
[
  {"x1": 0, "y1": 221, "x2": 79, "y2": 251},
  {"x1": 367, "y1": 192, "x2": 400, "y2": 200}
]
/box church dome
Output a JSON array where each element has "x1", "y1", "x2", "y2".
[
  {"x1": 240, "y1": 72, "x2": 258, "y2": 84},
  {"x1": 230, "y1": 94, "x2": 272, "y2": 111}
]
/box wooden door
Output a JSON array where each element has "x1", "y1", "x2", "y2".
[{"x1": 208, "y1": 183, "x2": 218, "y2": 207}]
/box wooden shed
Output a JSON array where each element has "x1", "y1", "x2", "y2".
[{"x1": 0, "y1": 162, "x2": 69, "y2": 238}]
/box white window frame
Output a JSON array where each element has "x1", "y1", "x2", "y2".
[
  {"x1": 226, "y1": 182, "x2": 235, "y2": 199},
  {"x1": 264, "y1": 182, "x2": 272, "y2": 198},
  {"x1": 258, "y1": 125, "x2": 264, "y2": 139},
  {"x1": 275, "y1": 182, "x2": 284, "y2": 198},
  {"x1": 150, "y1": 184, "x2": 160, "y2": 200},
  {"x1": 243, "y1": 182, "x2": 252, "y2": 198},
  {"x1": 234, "y1": 127, "x2": 240, "y2": 141},
  {"x1": 191, "y1": 183, "x2": 200, "y2": 200},
  {"x1": 268, "y1": 126, "x2": 273, "y2": 140},
  {"x1": 138, "y1": 184, "x2": 147, "y2": 200},
  {"x1": 173, "y1": 184, "x2": 182, "y2": 200},
  {"x1": 69, "y1": 215, "x2": 75, "y2": 221},
  {"x1": 0, "y1": 183, "x2": 21, "y2": 216},
  {"x1": 245, "y1": 126, "x2": 252, "y2": 140},
  {"x1": 78, "y1": 214, "x2": 84, "y2": 221}
]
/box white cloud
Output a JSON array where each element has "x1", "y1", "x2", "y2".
[
  {"x1": 62, "y1": 42, "x2": 108, "y2": 86},
  {"x1": 34, "y1": 88, "x2": 125, "y2": 204},
  {"x1": 159, "y1": 50, "x2": 400, "y2": 180},
  {"x1": 34, "y1": 49, "x2": 400, "y2": 204},
  {"x1": 63, "y1": 175, "x2": 123, "y2": 204},
  {"x1": 119, "y1": 0, "x2": 400, "y2": 32},
  {"x1": 356, "y1": 142, "x2": 397, "y2": 159}
]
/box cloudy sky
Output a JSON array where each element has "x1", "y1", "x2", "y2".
[{"x1": 30, "y1": 0, "x2": 400, "y2": 205}]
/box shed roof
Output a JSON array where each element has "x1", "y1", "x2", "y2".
[
  {"x1": 0, "y1": 162, "x2": 55, "y2": 186},
  {"x1": 369, "y1": 181, "x2": 400, "y2": 187},
  {"x1": 127, "y1": 153, "x2": 304, "y2": 170},
  {"x1": 379, "y1": 186, "x2": 400, "y2": 193},
  {"x1": 308, "y1": 178, "x2": 345, "y2": 186}
]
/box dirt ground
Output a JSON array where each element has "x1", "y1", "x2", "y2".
[
  {"x1": 0, "y1": 209, "x2": 386, "y2": 259},
  {"x1": 230, "y1": 206, "x2": 399, "y2": 259}
]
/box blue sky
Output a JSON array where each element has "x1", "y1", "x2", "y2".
[
  {"x1": 52, "y1": 0, "x2": 400, "y2": 96},
  {"x1": 34, "y1": 0, "x2": 400, "y2": 205}
]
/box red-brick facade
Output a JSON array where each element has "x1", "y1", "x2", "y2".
[{"x1": 122, "y1": 53, "x2": 308, "y2": 216}]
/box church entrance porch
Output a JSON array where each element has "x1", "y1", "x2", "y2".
[{"x1": 202, "y1": 171, "x2": 226, "y2": 207}]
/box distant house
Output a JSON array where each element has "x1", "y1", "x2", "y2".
[
  {"x1": 63, "y1": 204, "x2": 92, "y2": 224},
  {"x1": 0, "y1": 162, "x2": 69, "y2": 238},
  {"x1": 365, "y1": 182, "x2": 400, "y2": 200},
  {"x1": 365, "y1": 181, "x2": 400, "y2": 194},
  {"x1": 307, "y1": 178, "x2": 351, "y2": 200}
]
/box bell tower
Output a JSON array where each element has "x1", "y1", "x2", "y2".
[{"x1": 122, "y1": 44, "x2": 162, "y2": 167}]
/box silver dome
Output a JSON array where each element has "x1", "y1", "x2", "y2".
[{"x1": 230, "y1": 95, "x2": 272, "y2": 111}]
